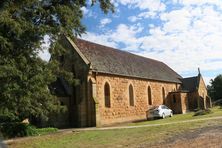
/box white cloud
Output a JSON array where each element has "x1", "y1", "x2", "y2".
[
  {"x1": 99, "y1": 18, "x2": 112, "y2": 28},
  {"x1": 115, "y1": 0, "x2": 166, "y2": 18},
  {"x1": 138, "y1": 11, "x2": 157, "y2": 19},
  {"x1": 81, "y1": 7, "x2": 89, "y2": 15},
  {"x1": 82, "y1": 23, "x2": 143, "y2": 51},
  {"x1": 128, "y1": 16, "x2": 141, "y2": 22},
  {"x1": 82, "y1": 1, "x2": 222, "y2": 83},
  {"x1": 38, "y1": 50, "x2": 51, "y2": 62},
  {"x1": 110, "y1": 0, "x2": 119, "y2": 7},
  {"x1": 39, "y1": 35, "x2": 51, "y2": 62},
  {"x1": 135, "y1": 0, "x2": 166, "y2": 12},
  {"x1": 116, "y1": 0, "x2": 166, "y2": 11},
  {"x1": 80, "y1": 6, "x2": 97, "y2": 18},
  {"x1": 136, "y1": 4, "x2": 222, "y2": 81},
  {"x1": 128, "y1": 11, "x2": 158, "y2": 23},
  {"x1": 81, "y1": 32, "x2": 118, "y2": 48},
  {"x1": 173, "y1": 0, "x2": 222, "y2": 8}
]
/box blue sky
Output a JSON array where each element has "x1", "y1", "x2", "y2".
[
  {"x1": 37, "y1": 0, "x2": 222, "y2": 85},
  {"x1": 76, "y1": 0, "x2": 222, "y2": 85}
]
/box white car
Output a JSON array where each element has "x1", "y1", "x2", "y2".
[{"x1": 147, "y1": 105, "x2": 173, "y2": 119}]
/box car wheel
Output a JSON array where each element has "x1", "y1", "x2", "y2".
[
  {"x1": 162, "y1": 113, "x2": 165, "y2": 119},
  {"x1": 170, "y1": 112, "x2": 173, "y2": 117}
]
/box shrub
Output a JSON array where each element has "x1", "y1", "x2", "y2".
[
  {"x1": 0, "y1": 123, "x2": 58, "y2": 139},
  {"x1": 0, "y1": 112, "x2": 19, "y2": 123},
  {"x1": 0, "y1": 122, "x2": 29, "y2": 138},
  {"x1": 193, "y1": 108, "x2": 212, "y2": 116}
]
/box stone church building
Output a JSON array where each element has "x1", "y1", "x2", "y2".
[{"x1": 51, "y1": 36, "x2": 212, "y2": 128}]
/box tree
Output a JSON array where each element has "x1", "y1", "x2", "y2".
[
  {"x1": 207, "y1": 74, "x2": 222, "y2": 101},
  {"x1": 0, "y1": 0, "x2": 114, "y2": 122}
]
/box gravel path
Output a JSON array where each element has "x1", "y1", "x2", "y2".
[{"x1": 146, "y1": 125, "x2": 222, "y2": 148}]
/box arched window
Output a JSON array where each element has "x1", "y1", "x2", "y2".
[
  {"x1": 129, "y1": 84, "x2": 134, "y2": 106},
  {"x1": 162, "y1": 87, "x2": 165, "y2": 104},
  {"x1": 148, "y1": 86, "x2": 152, "y2": 105},
  {"x1": 104, "y1": 82, "x2": 111, "y2": 108}
]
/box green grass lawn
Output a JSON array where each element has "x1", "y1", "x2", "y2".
[
  {"x1": 8, "y1": 106, "x2": 222, "y2": 148},
  {"x1": 128, "y1": 106, "x2": 222, "y2": 126}
]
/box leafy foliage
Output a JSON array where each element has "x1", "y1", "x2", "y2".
[
  {"x1": 0, "y1": 122, "x2": 57, "y2": 138},
  {"x1": 207, "y1": 74, "x2": 222, "y2": 101},
  {"x1": 0, "y1": 0, "x2": 113, "y2": 122}
]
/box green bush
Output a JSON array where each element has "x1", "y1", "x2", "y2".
[
  {"x1": 0, "y1": 123, "x2": 58, "y2": 139},
  {"x1": 0, "y1": 122, "x2": 28, "y2": 138},
  {"x1": 193, "y1": 109, "x2": 212, "y2": 116},
  {"x1": 0, "y1": 112, "x2": 19, "y2": 123}
]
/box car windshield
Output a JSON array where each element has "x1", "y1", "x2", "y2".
[
  {"x1": 149, "y1": 106, "x2": 159, "y2": 110},
  {"x1": 162, "y1": 105, "x2": 169, "y2": 109}
]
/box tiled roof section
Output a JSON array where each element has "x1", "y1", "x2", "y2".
[
  {"x1": 180, "y1": 76, "x2": 199, "y2": 92},
  {"x1": 73, "y1": 38, "x2": 182, "y2": 83}
]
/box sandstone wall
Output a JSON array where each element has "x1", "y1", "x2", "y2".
[
  {"x1": 166, "y1": 92, "x2": 181, "y2": 114},
  {"x1": 180, "y1": 93, "x2": 189, "y2": 113},
  {"x1": 95, "y1": 73, "x2": 179, "y2": 126},
  {"x1": 58, "y1": 37, "x2": 91, "y2": 127},
  {"x1": 198, "y1": 76, "x2": 208, "y2": 99},
  {"x1": 188, "y1": 92, "x2": 199, "y2": 110}
]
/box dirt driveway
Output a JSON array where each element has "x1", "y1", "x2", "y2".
[{"x1": 141, "y1": 125, "x2": 222, "y2": 148}]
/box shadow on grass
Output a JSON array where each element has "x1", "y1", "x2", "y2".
[{"x1": 193, "y1": 108, "x2": 212, "y2": 116}]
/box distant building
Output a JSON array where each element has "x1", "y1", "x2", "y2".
[{"x1": 51, "y1": 36, "x2": 211, "y2": 128}]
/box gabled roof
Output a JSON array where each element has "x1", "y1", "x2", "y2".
[
  {"x1": 180, "y1": 75, "x2": 200, "y2": 92},
  {"x1": 68, "y1": 37, "x2": 182, "y2": 83}
]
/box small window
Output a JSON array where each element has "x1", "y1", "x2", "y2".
[
  {"x1": 148, "y1": 86, "x2": 152, "y2": 105},
  {"x1": 104, "y1": 82, "x2": 111, "y2": 108},
  {"x1": 129, "y1": 84, "x2": 134, "y2": 106},
  {"x1": 173, "y1": 94, "x2": 176, "y2": 103}
]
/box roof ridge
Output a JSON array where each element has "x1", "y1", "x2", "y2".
[
  {"x1": 76, "y1": 38, "x2": 162, "y2": 63},
  {"x1": 182, "y1": 76, "x2": 198, "y2": 79}
]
